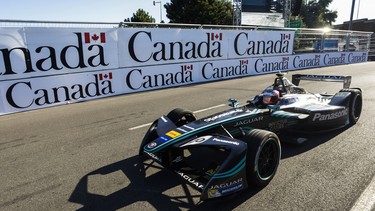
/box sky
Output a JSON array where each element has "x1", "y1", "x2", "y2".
[{"x1": 0, "y1": 0, "x2": 374, "y2": 25}]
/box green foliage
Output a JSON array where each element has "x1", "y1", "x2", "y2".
[
  {"x1": 165, "y1": 0, "x2": 233, "y2": 25},
  {"x1": 124, "y1": 9, "x2": 155, "y2": 23},
  {"x1": 299, "y1": 0, "x2": 337, "y2": 28}
]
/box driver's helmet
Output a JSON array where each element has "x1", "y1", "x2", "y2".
[{"x1": 263, "y1": 90, "x2": 280, "y2": 105}]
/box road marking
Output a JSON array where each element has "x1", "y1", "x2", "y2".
[
  {"x1": 128, "y1": 123, "x2": 152, "y2": 131},
  {"x1": 193, "y1": 104, "x2": 225, "y2": 114},
  {"x1": 128, "y1": 104, "x2": 226, "y2": 131},
  {"x1": 350, "y1": 175, "x2": 375, "y2": 211}
]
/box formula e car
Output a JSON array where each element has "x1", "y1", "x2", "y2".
[{"x1": 139, "y1": 73, "x2": 362, "y2": 200}]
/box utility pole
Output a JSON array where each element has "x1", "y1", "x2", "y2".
[
  {"x1": 233, "y1": 0, "x2": 242, "y2": 26},
  {"x1": 284, "y1": 0, "x2": 291, "y2": 28},
  {"x1": 349, "y1": 0, "x2": 356, "y2": 30},
  {"x1": 153, "y1": 1, "x2": 163, "y2": 23}
]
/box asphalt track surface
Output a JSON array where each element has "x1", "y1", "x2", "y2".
[{"x1": 1, "y1": 62, "x2": 375, "y2": 211}]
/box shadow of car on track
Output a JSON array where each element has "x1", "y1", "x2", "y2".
[
  {"x1": 280, "y1": 126, "x2": 350, "y2": 159},
  {"x1": 69, "y1": 156, "x2": 206, "y2": 210},
  {"x1": 68, "y1": 126, "x2": 351, "y2": 210}
]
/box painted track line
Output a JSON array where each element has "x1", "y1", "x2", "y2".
[
  {"x1": 350, "y1": 175, "x2": 375, "y2": 211},
  {"x1": 193, "y1": 104, "x2": 225, "y2": 114},
  {"x1": 128, "y1": 104, "x2": 225, "y2": 131}
]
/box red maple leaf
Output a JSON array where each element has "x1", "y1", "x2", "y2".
[{"x1": 91, "y1": 34, "x2": 99, "y2": 42}]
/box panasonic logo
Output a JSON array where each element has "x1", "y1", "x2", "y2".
[{"x1": 312, "y1": 109, "x2": 348, "y2": 121}]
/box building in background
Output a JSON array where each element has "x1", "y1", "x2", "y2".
[{"x1": 241, "y1": 0, "x2": 284, "y2": 27}]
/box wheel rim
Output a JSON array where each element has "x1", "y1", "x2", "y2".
[{"x1": 257, "y1": 139, "x2": 279, "y2": 180}]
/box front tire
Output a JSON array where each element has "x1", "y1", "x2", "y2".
[
  {"x1": 244, "y1": 129, "x2": 281, "y2": 187},
  {"x1": 167, "y1": 108, "x2": 196, "y2": 127}
]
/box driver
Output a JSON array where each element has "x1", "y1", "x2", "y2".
[{"x1": 263, "y1": 90, "x2": 280, "y2": 105}]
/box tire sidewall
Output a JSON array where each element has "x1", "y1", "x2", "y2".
[
  {"x1": 246, "y1": 131, "x2": 281, "y2": 187},
  {"x1": 349, "y1": 90, "x2": 362, "y2": 124}
]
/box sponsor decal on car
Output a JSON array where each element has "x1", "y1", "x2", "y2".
[
  {"x1": 206, "y1": 165, "x2": 221, "y2": 176},
  {"x1": 269, "y1": 119, "x2": 288, "y2": 131},
  {"x1": 212, "y1": 137, "x2": 240, "y2": 146},
  {"x1": 177, "y1": 171, "x2": 204, "y2": 190},
  {"x1": 145, "y1": 151, "x2": 162, "y2": 163},
  {"x1": 208, "y1": 178, "x2": 244, "y2": 198},
  {"x1": 312, "y1": 109, "x2": 348, "y2": 121},
  {"x1": 203, "y1": 109, "x2": 243, "y2": 122},
  {"x1": 180, "y1": 136, "x2": 212, "y2": 147},
  {"x1": 147, "y1": 142, "x2": 157, "y2": 149},
  {"x1": 234, "y1": 116, "x2": 264, "y2": 127},
  {"x1": 166, "y1": 130, "x2": 181, "y2": 139}
]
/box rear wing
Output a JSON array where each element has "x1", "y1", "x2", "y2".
[{"x1": 292, "y1": 74, "x2": 351, "y2": 89}]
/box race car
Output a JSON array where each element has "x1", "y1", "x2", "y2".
[{"x1": 138, "y1": 73, "x2": 362, "y2": 200}]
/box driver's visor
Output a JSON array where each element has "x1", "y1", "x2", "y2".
[{"x1": 263, "y1": 95, "x2": 272, "y2": 104}]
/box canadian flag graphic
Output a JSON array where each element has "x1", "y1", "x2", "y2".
[
  {"x1": 211, "y1": 33, "x2": 223, "y2": 41},
  {"x1": 315, "y1": 55, "x2": 321, "y2": 59},
  {"x1": 282, "y1": 57, "x2": 289, "y2": 61},
  {"x1": 98, "y1": 72, "x2": 112, "y2": 80},
  {"x1": 341, "y1": 53, "x2": 346, "y2": 57},
  {"x1": 241, "y1": 60, "x2": 248, "y2": 65},
  {"x1": 84, "y1": 32, "x2": 106, "y2": 44},
  {"x1": 281, "y1": 34, "x2": 291, "y2": 40},
  {"x1": 183, "y1": 65, "x2": 193, "y2": 71}
]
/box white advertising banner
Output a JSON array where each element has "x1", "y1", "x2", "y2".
[
  {"x1": 121, "y1": 63, "x2": 200, "y2": 93},
  {"x1": 117, "y1": 28, "x2": 230, "y2": 68},
  {"x1": 0, "y1": 51, "x2": 369, "y2": 115},
  {"x1": 0, "y1": 27, "x2": 119, "y2": 81},
  {"x1": 226, "y1": 30, "x2": 295, "y2": 59},
  {"x1": 0, "y1": 70, "x2": 121, "y2": 114},
  {"x1": 118, "y1": 28, "x2": 295, "y2": 68}
]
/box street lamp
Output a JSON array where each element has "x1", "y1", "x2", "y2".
[{"x1": 153, "y1": 1, "x2": 163, "y2": 23}]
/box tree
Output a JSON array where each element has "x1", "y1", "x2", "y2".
[
  {"x1": 164, "y1": 0, "x2": 233, "y2": 25},
  {"x1": 299, "y1": 0, "x2": 337, "y2": 28},
  {"x1": 124, "y1": 9, "x2": 155, "y2": 23}
]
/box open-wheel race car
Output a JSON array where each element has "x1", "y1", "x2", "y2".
[{"x1": 139, "y1": 73, "x2": 363, "y2": 200}]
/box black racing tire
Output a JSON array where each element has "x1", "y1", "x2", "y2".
[
  {"x1": 340, "y1": 88, "x2": 362, "y2": 125},
  {"x1": 243, "y1": 129, "x2": 281, "y2": 187},
  {"x1": 167, "y1": 108, "x2": 196, "y2": 127}
]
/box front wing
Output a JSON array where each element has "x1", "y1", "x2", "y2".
[{"x1": 143, "y1": 133, "x2": 249, "y2": 200}]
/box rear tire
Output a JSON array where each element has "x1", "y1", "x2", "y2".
[
  {"x1": 243, "y1": 129, "x2": 281, "y2": 187},
  {"x1": 340, "y1": 89, "x2": 362, "y2": 125}
]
